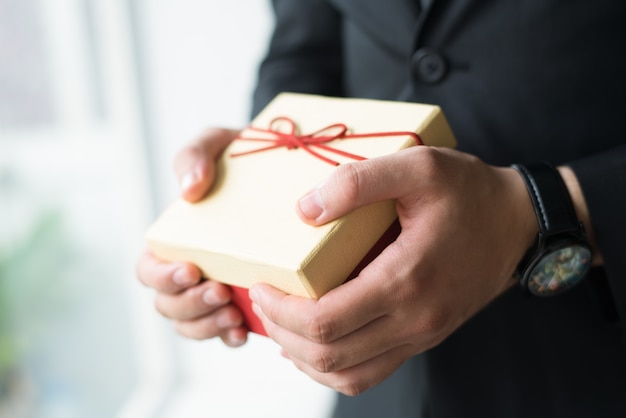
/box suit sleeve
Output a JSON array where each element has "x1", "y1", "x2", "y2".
[
  {"x1": 569, "y1": 145, "x2": 626, "y2": 338},
  {"x1": 251, "y1": 0, "x2": 344, "y2": 116}
]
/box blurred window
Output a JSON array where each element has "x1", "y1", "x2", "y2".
[{"x1": 0, "y1": 0, "x2": 159, "y2": 417}]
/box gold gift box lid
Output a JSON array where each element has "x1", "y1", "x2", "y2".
[{"x1": 146, "y1": 93, "x2": 456, "y2": 298}]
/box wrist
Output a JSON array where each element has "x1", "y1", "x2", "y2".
[
  {"x1": 493, "y1": 166, "x2": 540, "y2": 284},
  {"x1": 504, "y1": 166, "x2": 540, "y2": 264},
  {"x1": 511, "y1": 162, "x2": 593, "y2": 296}
]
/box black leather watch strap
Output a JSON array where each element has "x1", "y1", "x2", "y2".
[
  {"x1": 511, "y1": 162, "x2": 591, "y2": 296},
  {"x1": 511, "y1": 162, "x2": 579, "y2": 236}
]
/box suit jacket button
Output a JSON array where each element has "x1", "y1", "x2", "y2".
[{"x1": 412, "y1": 48, "x2": 448, "y2": 84}]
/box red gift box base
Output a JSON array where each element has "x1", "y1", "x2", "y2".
[
  {"x1": 229, "y1": 220, "x2": 401, "y2": 337},
  {"x1": 230, "y1": 285, "x2": 267, "y2": 335}
]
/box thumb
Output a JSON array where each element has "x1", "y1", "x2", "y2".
[
  {"x1": 174, "y1": 128, "x2": 239, "y2": 202},
  {"x1": 296, "y1": 150, "x2": 416, "y2": 225}
]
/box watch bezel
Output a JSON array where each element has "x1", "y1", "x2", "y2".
[{"x1": 519, "y1": 230, "x2": 592, "y2": 297}]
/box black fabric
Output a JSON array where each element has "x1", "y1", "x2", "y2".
[
  {"x1": 251, "y1": 1, "x2": 626, "y2": 416},
  {"x1": 333, "y1": 354, "x2": 429, "y2": 418}
]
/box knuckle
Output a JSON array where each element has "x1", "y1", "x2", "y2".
[
  {"x1": 153, "y1": 295, "x2": 171, "y2": 318},
  {"x1": 305, "y1": 312, "x2": 335, "y2": 344},
  {"x1": 153, "y1": 286, "x2": 209, "y2": 321},
  {"x1": 415, "y1": 146, "x2": 479, "y2": 181},
  {"x1": 308, "y1": 346, "x2": 338, "y2": 373},
  {"x1": 186, "y1": 283, "x2": 207, "y2": 300},
  {"x1": 335, "y1": 378, "x2": 369, "y2": 397},
  {"x1": 259, "y1": 298, "x2": 279, "y2": 324},
  {"x1": 415, "y1": 146, "x2": 444, "y2": 177},
  {"x1": 174, "y1": 307, "x2": 235, "y2": 341},
  {"x1": 334, "y1": 162, "x2": 365, "y2": 204},
  {"x1": 174, "y1": 321, "x2": 215, "y2": 341},
  {"x1": 418, "y1": 309, "x2": 450, "y2": 339}
]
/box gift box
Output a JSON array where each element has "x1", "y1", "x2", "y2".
[{"x1": 146, "y1": 93, "x2": 456, "y2": 335}]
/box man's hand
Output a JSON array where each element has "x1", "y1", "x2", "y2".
[
  {"x1": 249, "y1": 146, "x2": 539, "y2": 395},
  {"x1": 136, "y1": 128, "x2": 249, "y2": 347}
]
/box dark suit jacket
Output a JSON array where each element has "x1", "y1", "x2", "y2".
[{"x1": 252, "y1": 1, "x2": 626, "y2": 416}]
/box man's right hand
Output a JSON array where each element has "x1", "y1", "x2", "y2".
[{"x1": 136, "y1": 128, "x2": 248, "y2": 347}]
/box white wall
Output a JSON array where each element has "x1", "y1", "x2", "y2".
[
  {"x1": 1, "y1": 1, "x2": 153, "y2": 416},
  {"x1": 134, "y1": 1, "x2": 337, "y2": 417},
  {"x1": 138, "y1": 0, "x2": 273, "y2": 207}
]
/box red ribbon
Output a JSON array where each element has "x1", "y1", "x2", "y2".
[{"x1": 231, "y1": 117, "x2": 423, "y2": 166}]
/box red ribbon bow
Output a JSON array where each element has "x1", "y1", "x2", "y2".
[{"x1": 231, "y1": 117, "x2": 423, "y2": 166}]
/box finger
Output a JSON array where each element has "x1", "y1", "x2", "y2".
[
  {"x1": 296, "y1": 147, "x2": 440, "y2": 225},
  {"x1": 136, "y1": 249, "x2": 201, "y2": 293},
  {"x1": 249, "y1": 251, "x2": 400, "y2": 344},
  {"x1": 174, "y1": 304, "x2": 244, "y2": 340},
  {"x1": 261, "y1": 311, "x2": 406, "y2": 374},
  {"x1": 289, "y1": 344, "x2": 415, "y2": 396},
  {"x1": 221, "y1": 327, "x2": 249, "y2": 348},
  {"x1": 173, "y1": 128, "x2": 239, "y2": 202},
  {"x1": 154, "y1": 279, "x2": 231, "y2": 321}
]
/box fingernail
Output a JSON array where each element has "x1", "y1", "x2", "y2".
[
  {"x1": 249, "y1": 286, "x2": 260, "y2": 304},
  {"x1": 173, "y1": 268, "x2": 195, "y2": 286},
  {"x1": 202, "y1": 288, "x2": 221, "y2": 306},
  {"x1": 180, "y1": 170, "x2": 198, "y2": 192},
  {"x1": 298, "y1": 189, "x2": 324, "y2": 220},
  {"x1": 251, "y1": 302, "x2": 262, "y2": 318},
  {"x1": 227, "y1": 329, "x2": 246, "y2": 347}
]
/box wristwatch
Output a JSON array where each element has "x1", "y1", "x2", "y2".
[{"x1": 511, "y1": 162, "x2": 592, "y2": 296}]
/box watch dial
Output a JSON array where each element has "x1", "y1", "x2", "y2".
[{"x1": 528, "y1": 245, "x2": 592, "y2": 296}]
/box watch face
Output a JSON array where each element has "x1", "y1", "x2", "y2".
[{"x1": 527, "y1": 245, "x2": 592, "y2": 296}]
